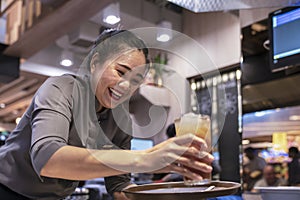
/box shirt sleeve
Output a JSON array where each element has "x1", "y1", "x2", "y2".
[
  {"x1": 104, "y1": 174, "x2": 132, "y2": 194},
  {"x1": 29, "y1": 76, "x2": 74, "y2": 179}
]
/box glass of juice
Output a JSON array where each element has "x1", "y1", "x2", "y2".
[{"x1": 174, "y1": 112, "x2": 211, "y2": 185}]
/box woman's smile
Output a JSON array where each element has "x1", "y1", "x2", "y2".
[{"x1": 109, "y1": 87, "x2": 125, "y2": 101}]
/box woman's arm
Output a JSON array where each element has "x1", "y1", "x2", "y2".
[
  {"x1": 41, "y1": 134, "x2": 213, "y2": 181},
  {"x1": 40, "y1": 145, "x2": 142, "y2": 180}
]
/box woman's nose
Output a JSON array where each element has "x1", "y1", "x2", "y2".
[{"x1": 118, "y1": 80, "x2": 130, "y2": 91}]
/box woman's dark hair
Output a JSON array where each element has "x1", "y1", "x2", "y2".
[{"x1": 87, "y1": 29, "x2": 150, "y2": 70}]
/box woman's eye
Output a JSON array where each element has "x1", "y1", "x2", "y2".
[{"x1": 116, "y1": 69, "x2": 125, "y2": 76}]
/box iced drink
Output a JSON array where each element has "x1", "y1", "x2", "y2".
[{"x1": 174, "y1": 113, "x2": 211, "y2": 185}]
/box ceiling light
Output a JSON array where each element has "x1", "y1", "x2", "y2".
[
  {"x1": 236, "y1": 69, "x2": 242, "y2": 80},
  {"x1": 289, "y1": 115, "x2": 300, "y2": 121},
  {"x1": 157, "y1": 34, "x2": 170, "y2": 42},
  {"x1": 190, "y1": 82, "x2": 197, "y2": 90},
  {"x1": 103, "y1": 2, "x2": 120, "y2": 25},
  {"x1": 15, "y1": 117, "x2": 21, "y2": 125},
  {"x1": 60, "y1": 59, "x2": 73, "y2": 67},
  {"x1": 60, "y1": 50, "x2": 73, "y2": 67},
  {"x1": 156, "y1": 21, "x2": 172, "y2": 42},
  {"x1": 242, "y1": 139, "x2": 250, "y2": 145}
]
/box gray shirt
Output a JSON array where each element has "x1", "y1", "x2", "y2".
[{"x1": 0, "y1": 74, "x2": 133, "y2": 199}]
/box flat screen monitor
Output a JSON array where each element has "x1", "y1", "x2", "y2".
[
  {"x1": 131, "y1": 138, "x2": 153, "y2": 151},
  {"x1": 269, "y1": 7, "x2": 300, "y2": 72}
]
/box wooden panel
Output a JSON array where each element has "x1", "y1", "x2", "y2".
[
  {"x1": 0, "y1": 79, "x2": 39, "y2": 104},
  {"x1": 4, "y1": 0, "x2": 112, "y2": 58},
  {"x1": 0, "y1": 95, "x2": 32, "y2": 117},
  {"x1": 0, "y1": 71, "x2": 47, "y2": 123},
  {"x1": 0, "y1": 76, "x2": 25, "y2": 93}
]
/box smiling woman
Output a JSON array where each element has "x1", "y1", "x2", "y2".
[
  {"x1": 90, "y1": 49, "x2": 148, "y2": 109},
  {"x1": 0, "y1": 29, "x2": 213, "y2": 200},
  {"x1": 84, "y1": 30, "x2": 150, "y2": 110}
]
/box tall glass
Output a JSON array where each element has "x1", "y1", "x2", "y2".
[{"x1": 174, "y1": 113, "x2": 211, "y2": 186}]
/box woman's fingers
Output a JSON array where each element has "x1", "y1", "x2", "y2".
[
  {"x1": 168, "y1": 163, "x2": 204, "y2": 181},
  {"x1": 163, "y1": 147, "x2": 213, "y2": 172},
  {"x1": 163, "y1": 141, "x2": 213, "y2": 163},
  {"x1": 175, "y1": 156, "x2": 213, "y2": 173},
  {"x1": 163, "y1": 156, "x2": 213, "y2": 181},
  {"x1": 182, "y1": 148, "x2": 214, "y2": 162},
  {"x1": 172, "y1": 133, "x2": 208, "y2": 150},
  {"x1": 160, "y1": 141, "x2": 214, "y2": 180},
  {"x1": 148, "y1": 134, "x2": 208, "y2": 154},
  {"x1": 146, "y1": 133, "x2": 213, "y2": 174}
]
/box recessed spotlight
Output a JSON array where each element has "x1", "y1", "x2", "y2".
[
  {"x1": 60, "y1": 50, "x2": 73, "y2": 67},
  {"x1": 60, "y1": 59, "x2": 73, "y2": 67},
  {"x1": 103, "y1": 15, "x2": 120, "y2": 25},
  {"x1": 156, "y1": 21, "x2": 172, "y2": 42},
  {"x1": 102, "y1": 3, "x2": 120, "y2": 25},
  {"x1": 157, "y1": 34, "x2": 171, "y2": 42}
]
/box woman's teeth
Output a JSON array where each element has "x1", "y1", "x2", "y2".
[{"x1": 110, "y1": 88, "x2": 122, "y2": 100}]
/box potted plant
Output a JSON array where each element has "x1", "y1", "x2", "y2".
[{"x1": 148, "y1": 52, "x2": 169, "y2": 87}]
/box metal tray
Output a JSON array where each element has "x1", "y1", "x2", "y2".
[{"x1": 123, "y1": 181, "x2": 241, "y2": 200}]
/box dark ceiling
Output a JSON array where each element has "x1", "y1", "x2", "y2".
[
  {"x1": 242, "y1": 18, "x2": 269, "y2": 57},
  {"x1": 242, "y1": 72, "x2": 300, "y2": 113},
  {"x1": 0, "y1": 71, "x2": 47, "y2": 125}
]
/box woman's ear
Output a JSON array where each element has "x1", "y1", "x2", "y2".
[{"x1": 90, "y1": 52, "x2": 99, "y2": 74}]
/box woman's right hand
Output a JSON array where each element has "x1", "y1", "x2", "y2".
[
  {"x1": 141, "y1": 133, "x2": 214, "y2": 181},
  {"x1": 41, "y1": 133, "x2": 213, "y2": 181}
]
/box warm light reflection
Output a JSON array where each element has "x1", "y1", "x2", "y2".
[
  {"x1": 242, "y1": 139, "x2": 250, "y2": 145},
  {"x1": 15, "y1": 117, "x2": 21, "y2": 124},
  {"x1": 289, "y1": 115, "x2": 300, "y2": 121},
  {"x1": 190, "y1": 82, "x2": 196, "y2": 90}
]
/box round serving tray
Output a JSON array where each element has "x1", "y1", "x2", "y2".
[{"x1": 123, "y1": 181, "x2": 241, "y2": 200}]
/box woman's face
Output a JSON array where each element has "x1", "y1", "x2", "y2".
[{"x1": 90, "y1": 49, "x2": 147, "y2": 109}]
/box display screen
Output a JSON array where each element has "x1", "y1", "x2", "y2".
[
  {"x1": 131, "y1": 138, "x2": 153, "y2": 150},
  {"x1": 269, "y1": 7, "x2": 300, "y2": 72}
]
